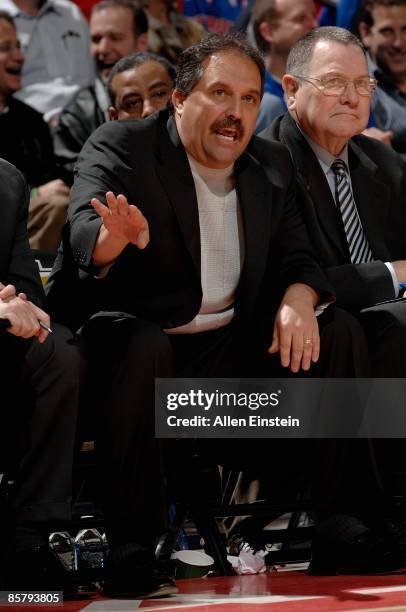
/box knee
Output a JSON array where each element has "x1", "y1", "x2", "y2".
[
  {"x1": 34, "y1": 323, "x2": 86, "y2": 390},
  {"x1": 320, "y1": 307, "x2": 370, "y2": 375},
  {"x1": 322, "y1": 306, "x2": 366, "y2": 345},
  {"x1": 125, "y1": 320, "x2": 174, "y2": 372}
]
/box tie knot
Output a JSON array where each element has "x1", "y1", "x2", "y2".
[{"x1": 331, "y1": 159, "x2": 347, "y2": 177}]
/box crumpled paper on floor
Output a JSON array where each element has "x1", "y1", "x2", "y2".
[{"x1": 227, "y1": 549, "x2": 267, "y2": 574}]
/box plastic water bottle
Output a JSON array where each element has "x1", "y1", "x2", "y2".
[
  {"x1": 49, "y1": 531, "x2": 75, "y2": 570},
  {"x1": 74, "y1": 528, "x2": 107, "y2": 570}
]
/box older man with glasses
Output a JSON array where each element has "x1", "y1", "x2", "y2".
[{"x1": 261, "y1": 25, "x2": 406, "y2": 575}]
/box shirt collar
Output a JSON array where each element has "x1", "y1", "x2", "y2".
[
  {"x1": 367, "y1": 51, "x2": 398, "y2": 91},
  {"x1": 299, "y1": 126, "x2": 349, "y2": 175},
  {"x1": 4, "y1": 0, "x2": 60, "y2": 18}
]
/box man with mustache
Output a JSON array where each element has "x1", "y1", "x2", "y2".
[
  {"x1": 47, "y1": 33, "x2": 366, "y2": 596},
  {"x1": 261, "y1": 26, "x2": 406, "y2": 573},
  {"x1": 359, "y1": 0, "x2": 406, "y2": 158}
]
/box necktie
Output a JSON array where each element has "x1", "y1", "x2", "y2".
[{"x1": 331, "y1": 159, "x2": 374, "y2": 264}]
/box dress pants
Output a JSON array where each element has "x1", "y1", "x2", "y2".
[
  {"x1": 80, "y1": 305, "x2": 369, "y2": 550},
  {"x1": 357, "y1": 301, "x2": 406, "y2": 502},
  {"x1": 1, "y1": 324, "x2": 84, "y2": 526}
]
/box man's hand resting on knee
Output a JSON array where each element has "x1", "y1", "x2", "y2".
[
  {"x1": 269, "y1": 283, "x2": 320, "y2": 373},
  {"x1": 0, "y1": 282, "x2": 50, "y2": 343}
]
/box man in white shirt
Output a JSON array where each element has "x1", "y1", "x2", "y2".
[
  {"x1": 47, "y1": 33, "x2": 366, "y2": 597},
  {"x1": 0, "y1": 0, "x2": 94, "y2": 120}
]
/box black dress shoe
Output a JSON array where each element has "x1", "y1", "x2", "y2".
[
  {"x1": 309, "y1": 514, "x2": 406, "y2": 575},
  {"x1": 103, "y1": 546, "x2": 178, "y2": 599}
]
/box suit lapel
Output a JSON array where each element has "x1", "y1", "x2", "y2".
[
  {"x1": 154, "y1": 114, "x2": 201, "y2": 279},
  {"x1": 279, "y1": 114, "x2": 348, "y2": 261},
  {"x1": 348, "y1": 140, "x2": 391, "y2": 260},
  {"x1": 236, "y1": 148, "x2": 272, "y2": 306}
]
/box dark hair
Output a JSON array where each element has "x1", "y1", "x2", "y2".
[
  {"x1": 360, "y1": 0, "x2": 406, "y2": 27},
  {"x1": 92, "y1": 0, "x2": 148, "y2": 37},
  {"x1": 287, "y1": 26, "x2": 366, "y2": 75},
  {"x1": 0, "y1": 10, "x2": 16, "y2": 29},
  {"x1": 107, "y1": 52, "x2": 176, "y2": 103},
  {"x1": 175, "y1": 33, "x2": 265, "y2": 97},
  {"x1": 251, "y1": 0, "x2": 278, "y2": 54}
]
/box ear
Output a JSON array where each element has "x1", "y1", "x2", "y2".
[
  {"x1": 282, "y1": 74, "x2": 299, "y2": 111},
  {"x1": 136, "y1": 32, "x2": 149, "y2": 52},
  {"x1": 172, "y1": 89, "x2": 186, "y2": 116},
  {"x1": 108, "y1": 106, "x2": 118, "y2": 121},
  {"x1": 358, "y1": 21, "x2": 373, "y2": 50},
  {"x1": 258, "y1": 20, "x2": 275, "y2": 46}
]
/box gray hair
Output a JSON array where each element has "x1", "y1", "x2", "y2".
[{"x1": 287, "y1": 26, "x2": 366, "y2": 76}]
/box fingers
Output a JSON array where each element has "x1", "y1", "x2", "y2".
[
  {"x1": 0, "y1": 284, "x2": 17, "y2": 302},
  {"x1": 106, "y1": 192, "x2": 130, "y2": 216},
  {"x1": 279, "y1": 334, "x2": 293, "y2": 369},
  {"x1": 271, "y1": 317, "x2": 319, "y2": 373},
  {"x1": 300, "y1": 335, "x2": 313, "y2": 372},
  {"x1": 128, "y1": 205, "x2": 150, "y2": 248},
  {"x1": 268, "y1": 330, "x2": 279, "y2": 355},
  {"x1": 288, "y1": 332, "x2": 303, "y2": 373},
  {"x1": 29, "y1": 303, "x2": 51, "y2": 343},
  {"x1": 6, "y1": 310, "x2": 41, "y2": 340},
  {"x1": 311, "y1": 329, "x2": 320, "y2": 364},
  {"x1": 91, "y1": 197, "x2": 110, "y2": 220},
  {"x1": 117, "y1": 193, "x2": 130, "y2": 216},
  {"x1": 36, "y1": 324, "x2": 49, "y2": 343},
  {"x1": 0, "y1": 299, "x2": 50, "y2": 342},
  {"x1": 91, "y1": 193, "x2": 131, "y2": 218}
]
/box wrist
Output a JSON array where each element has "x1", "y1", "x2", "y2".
[
  {"x1": 284, "y1": 283, "x2": 319, "y2": 307},
  {"x1": 92, "y1": 223, "x2": 129, "y2": 267}
]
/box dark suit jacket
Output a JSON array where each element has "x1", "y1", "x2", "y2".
[
  {"x1": 52, "y1": 84, "x2": 105, "y2": 186},
  {"x1": 46, "y1": 110, "x2": 332, "y2": 329},
  {"x1": 0, "y1": 159, "x2": 45, "y2": 308},
  {"x1": 261, "y1": 113, "x2": 406, "y2": 311}
]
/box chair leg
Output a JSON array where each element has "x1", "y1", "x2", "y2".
[{"x1": 193, "y1": 511, "x2": 234, "y2": 576}]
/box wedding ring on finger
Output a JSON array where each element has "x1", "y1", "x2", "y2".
[{"x1": 303, "y1": 337, "x2": 313, "y2": 345}]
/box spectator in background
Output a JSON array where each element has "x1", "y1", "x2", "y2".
[
  {"x1": 146, "y1": 0, "x2": 204, "y2": 63},
  {"x1": 184, "y1": 0, "x2": 247, "y2": 34},
  {"x1": 359, "y1": 0, "x2": 406, "y2": 158},
  {"x1": 252, "y1": 0, "x2": 317, "y2": 106},
  {"x1": 251, "y1": 0, "x2": 317, "y2": 131},
  {"x1": 0, "y1": 0, "x2": 94, "y2": 121},
  {"x1": 0, "y1": 11, "x2": 70, "y2": 251},
  {"x1": 107, "y1": 51, "x2": 175, "y2": 119},
  {"x1": 53, "y1": 0, "x2": 148, "y2": 183}
]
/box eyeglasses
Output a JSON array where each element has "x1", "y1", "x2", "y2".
[{"x1": 292, "y1": 74, "x2": 377, "y2": 96}]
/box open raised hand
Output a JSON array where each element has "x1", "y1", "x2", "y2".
[{"x1": 91, "y1": 191, "x2": 149, "y2": 249}]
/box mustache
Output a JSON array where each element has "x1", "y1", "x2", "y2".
[{"x1": 210, "y1": 116, "x2": 244, "y2": 139}]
